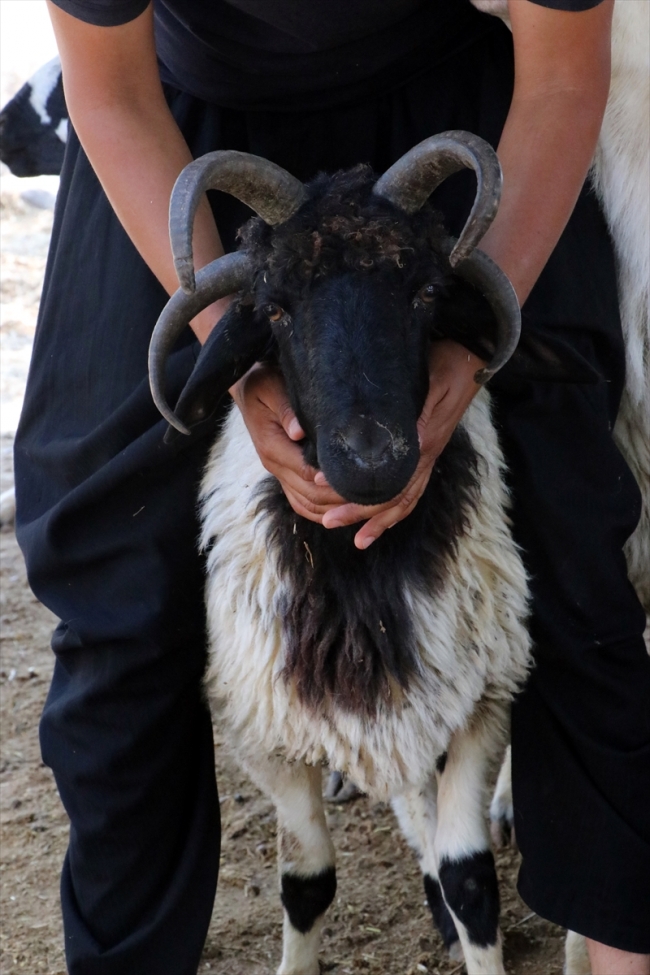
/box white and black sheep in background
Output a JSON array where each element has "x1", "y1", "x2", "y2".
[
  {"x1": 0, "y1": 56, "x2": 66, "y2": 177},
  {"x1": 148, "y1": 134, "x2": 595, "y2": 975}
]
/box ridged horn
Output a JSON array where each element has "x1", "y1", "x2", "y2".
[
  {"x1": 373, "y1": 131, "x2": 502, "y2": 267},
  {"x1": 436, "y1": 236, "x2": 521, "y2": 383},
  {"x1": 149, "y1": 251, "x2": 251, "y2": 434},
  {"x1": 170, "y1": 151, "x2": 306, "y2": 294}
]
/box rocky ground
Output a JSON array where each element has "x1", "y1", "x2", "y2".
[{"x1": 0, "y1": 177, "x2": 568, "y2": 975}]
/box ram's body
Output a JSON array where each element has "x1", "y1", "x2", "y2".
[
  {"x1": 200, "y1": 361, "x2": 529, "y2": 975},
  {"x1": 201, "y1": 391, "x2": 529, "y2": 800}
]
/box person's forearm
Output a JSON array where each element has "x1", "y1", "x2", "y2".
[
  {"x1": 47, "y1": 1, "x2": 226, "y2": 341},
  {"x1": 479, "y1": 87, "x2": 609, "y2": 305},
  {"x1": 479, "y1": 0, "x2": 613, "y2": 305}
]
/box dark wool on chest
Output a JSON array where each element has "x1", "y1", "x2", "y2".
[{"x1": 256, "y1": 426, "x2": 480, "y2": 716}]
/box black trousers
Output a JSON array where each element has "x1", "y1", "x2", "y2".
[{"x1": 14, "y1": 17, "x2": 650, "y2": 972}]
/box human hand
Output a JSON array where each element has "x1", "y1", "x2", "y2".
[
  {"x1": 229, "y1": 364, "x2": 346, "y2": 522},
  {"x1": 320, "y1": 340, "x2": 485, "y2": 549}
]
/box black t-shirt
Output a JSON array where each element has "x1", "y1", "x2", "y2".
[{"x1": 49, "y1": 0, "x2": 607, "y2": 111}]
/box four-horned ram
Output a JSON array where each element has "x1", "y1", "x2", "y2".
[{"x1": 149, "y1": 135, "x2": 583, "y2": 975}]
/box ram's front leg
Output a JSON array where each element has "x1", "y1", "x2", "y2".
[
  {"x1": 245, "y1": 758, "x2": 336, "y2": 975},
  {"x1": 434, "y1": 709, "x2": 507, "y2": 975},
  {"x1": 392, "y1": 778, "x2": 462, "y2": 962}
]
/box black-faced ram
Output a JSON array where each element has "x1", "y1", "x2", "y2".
[{"x1": 149, "y1": 134, "x2": 582, "y2": 975}]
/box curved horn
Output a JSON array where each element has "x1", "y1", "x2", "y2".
[
  {"x1": 149, "y1": 251, "x2": 251, "y2": 433},
  {"x1": 437, "y1": 236, "x2": 521, "y2": 384},
  {"x1": 170, "y1": 151, "x2": 306, "y2": 294},
  {"x1": 373, "y1": 131, "x2": 502, "y2": 268}
]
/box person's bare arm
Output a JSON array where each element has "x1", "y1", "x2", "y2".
[
  {"x1": 479, "y1": 0, "x2": 614, "y2": 302},
  {"x1": 46, "y1": 0, "x2": 227, "y2": 341}
]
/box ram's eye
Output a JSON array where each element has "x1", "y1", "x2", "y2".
[
  {"x1": 264, "y1": 303, "x2": 284, "y2": 322},
  {"x1": 418, "y1": 284, "x2": 437, "y2": 304}
]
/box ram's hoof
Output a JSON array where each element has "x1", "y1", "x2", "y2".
[
  {"x1": 323, "y1": 771, "x2": 364, "y2": 803},
  {"x1": 448, "y1": 940, "x2": 464, "y2": 963}
]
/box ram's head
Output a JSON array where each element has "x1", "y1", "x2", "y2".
[{"x1": 149, "y1": 133, "x2": 583, "y2": 505}]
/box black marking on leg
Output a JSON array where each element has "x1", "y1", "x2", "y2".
[
  {"x1": 281, "y1": 867, "x2": 337, "y2": 934},
  {"x1": 439, "y1": 850, "x2": 500, "y2": 947},
  {"x1": 436, "y1": 752, "x2": 448, "y2": 775},
  {"x1": 423, "y1": 874, "x2": 459, "y2": 951}
]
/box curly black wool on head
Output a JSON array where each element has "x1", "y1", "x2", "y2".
[{"x1": 238, "y1": 165, "x2": 449, "y2": 300}]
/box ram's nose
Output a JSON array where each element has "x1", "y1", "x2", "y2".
[{"x1": 338, "y1": 416, "x2": 400, "y2": 469}]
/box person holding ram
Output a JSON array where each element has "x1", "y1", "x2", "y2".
[{"x1": 12, "y1": 1, "x2": 649, "y2": 974}]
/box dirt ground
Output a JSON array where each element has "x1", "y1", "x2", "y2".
[
  {"x1": 0, "y1": 519, "x2": 566, "y2": 975},
  {"x1": 0, "y1": 186, "x2": 568, "y2": 975}
]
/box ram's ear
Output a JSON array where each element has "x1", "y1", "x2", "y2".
[
  {"x1": 432, "y1": 277, "x2": 602, "y2": 384},
  {"x1": 163, "y1": 301, "x2": 273, "y2": 444}
]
